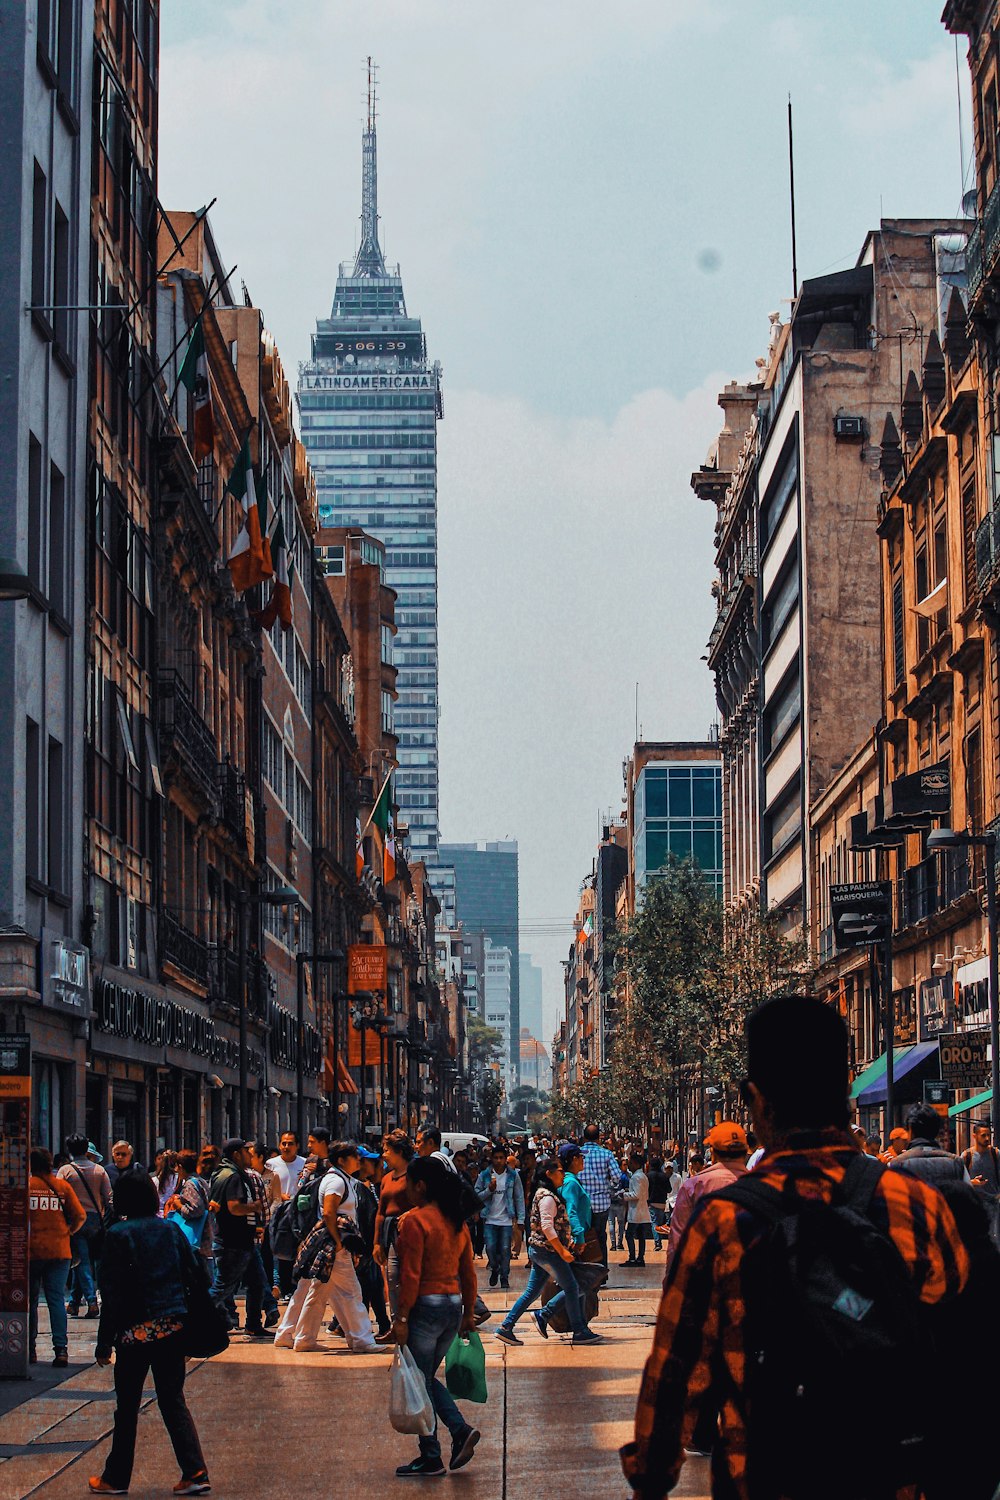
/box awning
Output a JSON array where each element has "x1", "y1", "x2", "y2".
[
  {"x1": 337, "y1": 1056, "x2": 360, "y2": 1096},
  {"x1": 948, "y1": 1087, "x2": 992, "y2": 1119},
  {"x1": 850, "y1": 1048, "x2": 908, "y2": 1101},
  {"x1": 855, "y1": 1042, "x2": 940, "y2": 1106}
]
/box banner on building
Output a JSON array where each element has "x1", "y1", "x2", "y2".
[{"x1": 347, "y1": 945, "x2": 388, "y2": 995}]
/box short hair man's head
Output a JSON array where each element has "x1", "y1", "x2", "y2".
[
  {"x1": 65, "y1": 1133, "x2": 89, "y2": 1159},
  {"x1": 583, "y1": 1123, "x2": 600, "y2": 1143},
  {"x1": 111, "y1": 1140, "x2": 133, "y2": 1166},
  {"x1": 745, "y1": 995, "x2": 849, "y2": 1138},
  {"x1": 278, "y1": 1131, "x2": 300, "y2": 1160},
  {"x1": 113, "y1": 1169, "x2": 159, "y2": 1219},
  {"x1": 307, "y1": 1128, "x2": 330, "y2": 1159},
  {"x1": 30, "y1": 1147, "x2": 53, "y2": 1176},
  {"x1": 416, "y1": 1125, "x2": 441, "y2": 1156},
  {"x1": 974, "y1": 1123, "x2": 993, "y2": 1150},
  {"x1": 223, "y1": 1137, "x2": 251, "y2": 1168},
  {"x1": 904, "y1": 1103, "x2": 942, "y2": 1144}
]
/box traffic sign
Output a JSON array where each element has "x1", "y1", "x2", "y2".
[
  {"x1": 830, "y1": 881, "x2": 893, "y2": 951},
  {"x1": 940, "y1": 1032, "x2": 989, "y2": 1091}
]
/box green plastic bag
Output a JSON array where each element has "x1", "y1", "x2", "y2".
[{"x1": 445, "y1": 1330, "x2": 488, "y2": 1403}]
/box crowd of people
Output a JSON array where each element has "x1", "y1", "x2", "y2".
[{"x1": 26, "y1": 998, "x2": 1000, "y2": 1497}]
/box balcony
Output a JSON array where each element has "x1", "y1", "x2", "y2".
[
  {"x1": 976, "y1": 509, "x2": 1000, "y2": 596},
  {"x1": 158, "y1": 672, "x2": 217, "y2": 804},
  {"x1": 208, "y1": 944, "x2": 268, "y2": 1023},
  {"x1": 898, "y1": 846, "x2": 970, "y2": 929},
  {"x1": 160, "y1": 908, "x2": 209, "y2": 988},
  {"x1": 218, "y1": 763, "x2": 247, "y2": 852}
]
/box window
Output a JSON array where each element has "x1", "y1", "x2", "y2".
[
  {"x1": 381, "y1": 690, "x2": 393, "y2": 733},
  {"x1": 52, "y1": 202, "x2": 70, "y2": 354},
  {"x1": 764, "y1": 667, "x2": 800, "y2": 755},
  {"x1": 966, "y1": 728, "x2": 984, "y2": 834},
  {"x1": 962, "y1": 480, "x2": 977, "y2": 601},
  {"x1": 48, "y1": 462, "x2": 66, "y2": 615},
  {"x1": 25, "y1": 718, "x2": 41, "y2": 883},
  {"x1": 28, "y1": 435, "x2": 43, "y2": 592},
  {"x1": 31, "y1": 162, "x2": 47, "y2": 329},
  {"x1": 318, "y1": 544, "x2": 345, "y2": 576},
  {"x1": 116, "y1": 692, "x2": 138, "y2": 771},
  {"x1": 892, "y1": 577, "x2": 905, "y2": 687},
  {"x1": 47, "y1": 736, "x2": 64, "y2": 893}
]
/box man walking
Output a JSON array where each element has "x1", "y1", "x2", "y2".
[
  {"x1": 58, "y1": 1133, "x2": 112, "y2": 1319},
  {"x1": 621, "y1": 996, "x2": 969, "y2": 1500},
  {"x1": 209, "y1": 1139, "x2": 274, "y2": 1334},
  {"x1": 416, "y1": 1125, "x2": 457, "y2": 1172},
  {"x1": 666, "y1": 1122, "x2": 748, "y2": 1272},
  {"x1": 887, "y1": 1103, "x2": 969, "y2": 1189},
  {"x1": 476, "y1": 1145, "x2": 525, "y2": 1290},
  {"x1": 577, "y1": 1124, "x2": 622, "y2": 1267}
]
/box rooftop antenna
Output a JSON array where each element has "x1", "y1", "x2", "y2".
[
  {"x1": 354, "y1": 56, "x2": 386, "y2": 278},
  {"x1": 788, "y1": 95, "x2": 798, "y2": 299}
]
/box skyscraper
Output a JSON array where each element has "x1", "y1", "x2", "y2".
[
  {"x1": 440, "y1": 841, "x2": 520, "y2": 1077},
  {"x1": 299, "y1": 63, "x2": 443, "y2": 861}
]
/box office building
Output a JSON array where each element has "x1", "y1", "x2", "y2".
[
  {"x1": 518, "y1": 953, "x2": 543, "y2": 1040},
  {"x1": 440, "y1": 840, "x2": 520, "y2": 1074},
  {"x1": 626, "y1": 742, "x2": 723, "y2": 903},
  {"x1": 298, "y1": 70, "x2": 443, "y2": 863},
  {"x1": 483, "y1": 939, "x2": 514, "y2": 1091}
]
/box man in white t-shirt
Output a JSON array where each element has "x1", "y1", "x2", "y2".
[
  {"x1": 475, "y1": 1146, "x2": 525, "y2": 1290},
  {"x1": 272, "y1": 1143, "x2": 376, "y2": 1354},
  {"x1": 266, "y1": 1132, "x2": 307, "y2": 1200},
  {"x1": 416, "y1": 1125, "x2": 458, "y2": 1173}
]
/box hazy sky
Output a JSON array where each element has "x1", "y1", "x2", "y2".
[{"x1": 161, "y1": 2, "x2": 971, "y2": 1038}]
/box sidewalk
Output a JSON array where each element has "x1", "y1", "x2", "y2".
[{"x1": 2, "y1": 1256, "x2": 711, "y2": 1499}]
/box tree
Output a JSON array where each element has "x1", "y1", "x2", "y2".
[{"x1": 481, "y1": 1077, "x2": 504, "y2": 1130}]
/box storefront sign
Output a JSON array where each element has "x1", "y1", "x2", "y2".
[
  {"x1": 830, "y1": 881, "x2": 893, "y2": 950},
  {"x1": 882, "y1": 760, "x2": 950, "y2": 822},
  {"x1": 919, "y1": 977, "x2": 951, "y2": 1038},
  {"x1": 39, "y1": 927, "x2": 90, "y2": 1014},
  {"x1": 347, "y1": 944, "x2": 388, "y2": 995},
  {"x1": 94, "y1": 977, "x2": 264, "y2": 1077},
  {"x1": 940, "y1": 1031, "x2": 989, "y2": 1090},
  {"x1": 923, "y1": 1079, "x2": 952, "y2": 1117},
  {"x1": 300, "y1": 373, "x2": 434, "y2": 392},
  {"x1": 0, "y1": 1033, "x2": 30, "y2": 1379}
]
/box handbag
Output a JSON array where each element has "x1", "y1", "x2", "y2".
[
  {"x1": 445, "y1": 1330, "x2": 488, "y2": 1403},
  {"x1": 179, "y1": 1247, "x2": 230, "y2": 1359},
  {"x1": 389, "y1": 1344, "x2": 435, "y2": 1435},
  {"x1": 167, "y1": 1207, "x2": 208, "y2": 1250},
  {"x1": 67, "y1": 1165, "x2": 113, "y2": 1256}
]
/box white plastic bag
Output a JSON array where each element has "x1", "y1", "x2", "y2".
[{"x1": 389, "y1": 1344, "x2": 435, "y2": 1435}]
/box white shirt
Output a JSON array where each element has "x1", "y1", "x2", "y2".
[
  {"x1": 318, "y1": 1168, "x2": 357, "y2": 1223},
  {"x1": 266, "y1": 1154, "x2": 306, "y2": 1198},
  {"x1": 746, "y1": 1148, "x2": 766, "y2": 1171},
  {"x1": 485, "y1": 1169, "x2": 513, "y2": 1227},
  {"x1": 431, "y1": 1149, "x2": 457, "y2": 1174}
]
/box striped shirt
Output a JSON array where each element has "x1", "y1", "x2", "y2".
[
  {"x1": 621, "y1": 1134, "x2": 969, "y2": 1499},
  {"x1": 577, "y1": 1141, "x2": 622, "y2": 1213}
]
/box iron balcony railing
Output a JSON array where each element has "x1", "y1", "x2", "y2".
[
  {"x1": 208, "y1": 944, "x2": 268, "y2": 1023},
  {"x1": 976, "y1": 509, "x2": 1000, "y2": 595},
  {"x1": 160, "y1": 907, "x2": 210, "y2": 987},
  {"x1": 898, "y1": 846, "x2": 970, "y2": 929},
  {"x1": 218, "y1": 763, "x2": 247, "y2": 852},
  {"x1": 158, "y1": 671, "x2": 217, "y2": 802}
]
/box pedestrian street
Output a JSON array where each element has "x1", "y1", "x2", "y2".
[{"x1": 0, "y1": 1262, "x2": 711, "y2": 1500}]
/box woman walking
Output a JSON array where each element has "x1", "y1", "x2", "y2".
[
  {"x1": 390, "y1": 1156, "x2": 480, "y2": 1478},
  {"x1": 89, "y1": 1170, "x2": 209, "y2": 1496},
  {"x1": 373, "y1": 1129, "x2": 413, "y2": 1328},
  {"x1": 28, "y1": 1148, "x2": 85, "y2": 1367},
  {"x1": 623, "y1": 1149, "x2": 652, "y2": 1266},
  {"x1": 494, "y1": 1157, "x2": 602, "y2": 1347},
  {"x1": 151, "y1": 1151, "x2": 179, "y2": 1218},
  {"x1": 165, "y1": 1151, "x2": 213, "y2": 1262}
]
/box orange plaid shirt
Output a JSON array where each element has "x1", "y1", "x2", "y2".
[{"x1": 620, "y1": 1133, "x2": 969, "y2": 1499}]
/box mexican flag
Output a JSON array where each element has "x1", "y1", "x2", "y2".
[
  {"x1": 227, "y1": 437, "x2": 271, "y2": 593},
  {"x1": 371, "y1": 775, "x2": 397, "y2": 885},
  {"x1": 577, "y1": 912, "x2": 594, "y2": 944},
  {"x1": 253, "y1": 514, "x2": 292, "y2": 631},
  {"x1": 355, "y1": 815, "x2": 364, "y2": 880},
  {"x1": 178, "y1": 319, "x2": 214, "y2": 462}
]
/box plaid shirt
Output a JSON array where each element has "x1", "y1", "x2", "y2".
[
  {"x1": 577, "y1": 1141, "x2": 622, "y2": 1213},
  {"x1": 621, "y1": 1134, "x2": 969, "y2": 1499}
]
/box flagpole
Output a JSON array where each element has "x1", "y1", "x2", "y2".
[
  {"x1": 148, "y1": 265, "x2": 229, "y2": 406},
  {"x1": 94, "y1": 197, "x2": 218, "y2": 364},
  {"x1": 211, "y1": 421, "x2": 257, "y2": 528},
  {"x1": 361, "y1": 765, "x2": 396, "y2": 836}
]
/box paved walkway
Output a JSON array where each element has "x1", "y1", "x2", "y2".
[{"x1": 1, "y1": 1254, "x2": 711, "y2": 1499}]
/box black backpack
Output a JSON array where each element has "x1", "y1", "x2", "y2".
[
  {"x1": 717, "y1": 1155, "x2": 928, "y2": 1500},
  {"x1": 288, "y1": 1162, "x2": 343, "y2": 1243}
]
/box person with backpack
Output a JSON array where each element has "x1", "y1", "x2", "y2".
[
  {"x1": 621, "y1": 995, "x2": 970, "y2": 1500},
  {"x1": 887, "y1": 1103, "x2": 970, "y2": 1189},
  {"x1": 961, "y1": 1119, "x2": 1000, "y2": 1243},
  {"x1": 208, "y1": 1139, "x2": 275, "y2": 1335},
  {"x1": 272, "y1": 1140, "x2": 377, "y2": 1353},
  {"x1": 353, "y1": 1146, "x2": 391, "y2": 1339},
  {"x1": 29, "y1": 1147, "x2": 86, "y2": 1367},
  {"x1": 494, "y1": 1157, "x2": 602, "y2": 1347},
  {"x1": 374, "y1": 1129, "x2": 414, "y2": 1324},
  {"x1": 665, "y1": 1122, "x2": 748, "y2": 1273},
  {"x1": 58, "y1": 1132, "x2": 112, "y2": 1320}
]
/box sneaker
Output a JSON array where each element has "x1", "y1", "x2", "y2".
[
  {"x1": 394, "y1": 1458, "x2": 446, "y2": 1478},
  {"x1": 499, "y1": 1281, "x2": 510, "y2": 1291},
  {"x1": 85, "y1": 1301, "x2": 100, "y2": 1319},
  {"x1": 494, "y1": 1326, "x2": 522, "y2": 1346},
  {"x1": 272, "y1": 1333, "x2": 293, "y2": 1348},
  {"x1": 53, "y1": 1350, "x2": 69, "y2": 1368},
  {"x1": 449, "y1": 1425, "x2": 480, "y2": 1471},
  {"x1": 684, "y1": 1447, "x2": 713, "y2": 1459},
  {"x1": 531, "y1": 1310, "x2": 548, "y2": 1340},
  {"x1": 88, "y1": 1480, "x2": 128, "y2": 1495},
  {"x1": 488, "y1": 1270, "x2": 498, "y2": 1287},
  {"x1": 242, "y1": 1325, "x2": 267, "y2": 1337},
  {"x1": 374, "y1": 1328, "x2": 397, "y2": 1345},
  {"x1": 67, "y1": 1302, "x2": 81, "y2": 1318},
  {"x1": 572, "y1": 1330, "x2": 604, "y2": 1346},
  {"x1": 263, "y1": 1308, "x2": 280, "y2": 1329},
  {"x1": 173, "y1": 1475, "x2": 211, "y2": 1496}
]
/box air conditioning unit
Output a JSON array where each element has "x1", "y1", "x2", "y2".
[{"x1": 834, "y1": 414, "x2": 865, "y2": 441}]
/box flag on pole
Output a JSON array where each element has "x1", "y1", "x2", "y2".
[
  {"x1": 355, "y1": 815, "x2": 364, "y2": 880},
  {"x1": 371, "y1": 775, "x2": 397, "y2": 885},
  {"x1": 252, "y1": 514, "x2": 292, "y2": 631},
  {"x1": 577, "y1": 912, "x2": 594, "y2": 945},
  {"x1": 227, "y1": 437, "x2": 271, "y2": 593},
  {"x1": 177, "y1": 320, "x2": 214, "y2": 462},
  {"x1": 256, "y1": 472, "x2": 273, "y2": 578}
]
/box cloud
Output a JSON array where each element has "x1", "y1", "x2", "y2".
[
  {"x1": 838, "y1": 50, "x2": 959, "y2": 139},
  {"x1": 437, "y1": 377, "x2": 724, "y2": 1025}
]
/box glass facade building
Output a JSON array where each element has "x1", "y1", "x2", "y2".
[
  {"x1": 634, "y1": 761, "x2": 724, "y2": 895},
  {"x1": 440, "y1": 841, "x2": 520, "y2": 1075},
  {"x1": 298, "y1": 108, "x2": 443, "y2": 860}
]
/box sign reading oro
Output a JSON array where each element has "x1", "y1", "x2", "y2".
[
  {"x1": 830, "y1": 881, "x2": 893, "y2": 951},
  {"x1": 940, "y1": 1032, "x2": 989, "y2": 1091}
]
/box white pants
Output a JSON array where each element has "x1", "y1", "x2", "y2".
[{"x1": 274, "y1": 1255, "x2": 376, "y2": 1352}]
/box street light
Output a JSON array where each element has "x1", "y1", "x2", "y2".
[
  {"x1": 926, "y1": 827, "x2": 998, "y2": 1138},
  {"x1": 0, "y1": 555, "x2": 31, "y2": 602},
  {"x1": 236, "y1": 884, "x2": 299, "y2": 1135}
]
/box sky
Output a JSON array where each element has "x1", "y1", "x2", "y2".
[{"x1": 161, "y1": 1, "x2": 972, "y2": 1040}]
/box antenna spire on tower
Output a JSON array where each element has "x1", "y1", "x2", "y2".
[{"x1": 355, "y1": 56, "x2": 387, "y2": 278}]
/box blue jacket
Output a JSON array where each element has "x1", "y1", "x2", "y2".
[
  {"x1": 475, "y1": 1166, "x2": 526, "y2": 1225},
  {"x1": 559, "y1": 1173, "x2": 593, "y2": 1246},
  {"x1": 97, "y1": 1216, "x2": 197, "y2": 1356}
]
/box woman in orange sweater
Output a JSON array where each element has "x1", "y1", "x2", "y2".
[
  {"x1": 391, "y1": 1156, "x2": 480, "y2": 1479},
  {"x1": 29, "y1": 1148, "x2": 86, "y2": 1366}
]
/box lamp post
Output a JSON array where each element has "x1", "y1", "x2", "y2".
[
  {"x1": 235, "y1": 884, "x2": 299, "y2": 1136},
  {"x1": 927, "y1": 828, "x2": 999, "y2": 1136},
  {"x1": 294, "y1": 950, "x2": 344, "y2": 1145}
]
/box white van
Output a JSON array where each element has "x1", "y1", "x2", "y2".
[{"x1": 440, "y1": 1132, "x2": 490, "y2": 1155}]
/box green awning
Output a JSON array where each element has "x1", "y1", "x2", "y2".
[
  {"x1": 850, "y1": 1048, "x2": 910, "y2": 1101},
  {"x1": 948, "y1": 1087, "x2": 992, "y2": 1119}
]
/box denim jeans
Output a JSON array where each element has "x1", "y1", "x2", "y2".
[
  {"x1": 591, "y1": 1210, "x2": 611, "y2": 1265},
  {"x1": 211, "y1": 1245, "x2": 269, "y2": 1329},
  {"x1": 406, "y1": 1294, "x2": 466, "y2": 1463},
  {"x1": 649, "y1": 1205, "x2": 668, "y2": 1249},
  {"x1": 102, "y1": 1332, "x2": 206, "y2": 1490},
  {"x1": 68, "y1": 1232, "x2": 97, "y2": 1305},
  {"x1": 524, "y1": 1246, "x2": 589, "y2": 1336},
  {"x1": 499, "y1": 1260, "x2": 549, "y2": 1330},
  {"x1": 625, "y1": 1223, "x2": 651, "y2": 1262},
  {"x1": 30, "y1": 1259, "x2": 69, "y2": 1353},
  {"x1": 484, "y1": 1222, "x2": 513, "y2": 1285}
]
